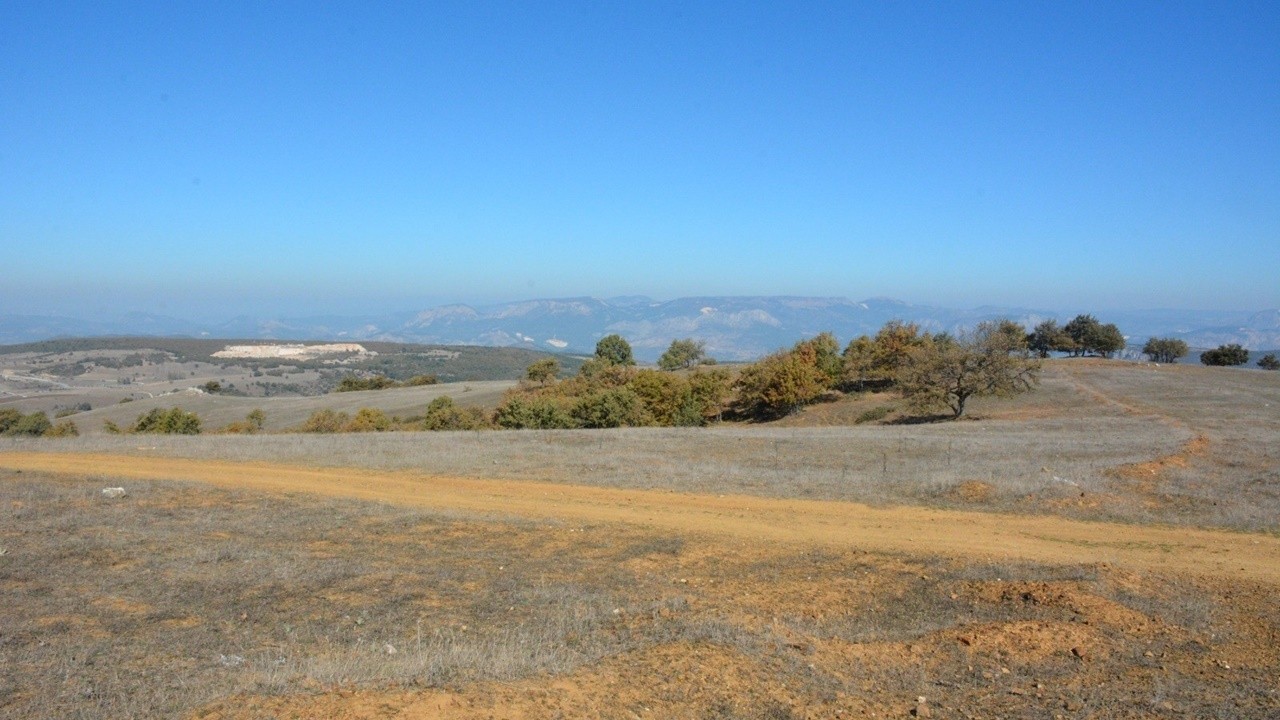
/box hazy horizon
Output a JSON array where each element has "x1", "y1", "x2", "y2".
[{"x1": 3, "y1": 4, "x2": 1277, "y2": 317}]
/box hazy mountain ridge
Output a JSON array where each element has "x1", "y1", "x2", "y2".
[{"x1": 3, "y1": 298, "x2": 1277, "y2": 361}]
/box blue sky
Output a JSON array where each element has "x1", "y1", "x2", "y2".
[{"x1": 2, "y1": 1, "x2": 1277, "y2": 319}]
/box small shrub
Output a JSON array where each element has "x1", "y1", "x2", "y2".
[
  {"x1": 421, "y1": 396, "x2": 488, "y2": 431},
  {"x1": 132, "y1": 407, "x2": 202, "y2": 435},
  {"x1": 300, "y1": 409, "x2": 349, "y2": 433},
  {"x1": 45, "y1": 420, "x2": 79, "y2": 437},
  {"x1": 494, "y1": 396, "x2": 575, "y2": 429},
  {"x1": 336, "y1": 375, "x2": 398, "y2": 392},
  {"x1": 854, "y1": 405, "x2": 892, "y2": 424},
  {"x1": 3, "y1": 411, "x2": 52, "y2": 437},
  {"x1": 525, "y1": 358, "x2": 560, "y2": 385},
  {"x1": 345, "y1": 407, "x2": 392, "y2": 432},
  {"x1": 403, "y1": 374, "x2": 440, "y2": 386},
  {"x1": 54, "y1": 403, "x2": 91, "y2": 418},
  {"x1": 220, "y1": 409, "x2": 266, "y2": 434},
  {"x1": 570, "y1": 387, "x2": 650, "y2": 429},
  {"x1": 1258, "y1": 353, "x2": 1279, "y2": 371}
]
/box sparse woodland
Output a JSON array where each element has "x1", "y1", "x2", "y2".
[{"x1": 62, "y1": 314, "x2": 1275, "y2": 437}]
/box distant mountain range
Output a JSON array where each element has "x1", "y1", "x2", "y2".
[{"x1": 2, "y1": 297, "x2": 1277, "y2": 361}]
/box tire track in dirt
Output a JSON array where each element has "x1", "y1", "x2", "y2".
[
  {"x1": 5, "y1": 452, "x2": 1278, "y2": 585},
  {"x1": 1058, "y1": 362, "x2": 1211, "y2": 484}
]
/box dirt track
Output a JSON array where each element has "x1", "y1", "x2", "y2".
[{"x1": 5, "y1": 451, "x2": 1278, "y2": 585}]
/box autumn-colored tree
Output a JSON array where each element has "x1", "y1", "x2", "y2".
[
  {"x1": 898, "y1": 321, "x2": 1041, "y2": 419},
  {"x1": 524, "y1": 358, "x2": 560, "y2": 385},
  {"x1": 734, "y1": 349, "x2": 826, "y2": 419},
  {"x1": 793, "y1": 332, "x2": 843, "y2": 386},
  {"x1": 421, "y1": 396, "x2": 488, "y2": 431}
]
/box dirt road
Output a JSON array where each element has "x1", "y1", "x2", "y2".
[{"x1": 4, "y1": 451, "x2": 1278, "y2": 584}]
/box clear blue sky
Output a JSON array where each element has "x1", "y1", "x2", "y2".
[{"x1": 2, "y1": 1, "x2": 1277, "y2": 319}]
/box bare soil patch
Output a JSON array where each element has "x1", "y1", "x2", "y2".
[
  {"x1": 4, "y1": 451, "x2": 1278, "y2": 585},
  {"x1": 2, "y1": 471, "x2": 1277, "y2": 719}
]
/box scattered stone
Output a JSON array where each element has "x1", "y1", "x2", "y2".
[
  {"x1": 912, "y1": 696, "x2": 930, "y2": 718},
  {"x1": 384, "y1": 644, "x2": 397, "y2": 655},
  {"x1": 1071, "y1": 647, "x2": 1086, "y2": 660},
  {"x1": 218, "y1": 654, "x2": 245, "y2": 668},
  {"x1": 101, "y1": 487, "x2": 127, "y2": 499}
]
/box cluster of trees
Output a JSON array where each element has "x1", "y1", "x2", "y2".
[
  {"x1": 1200, "y1": 343, "x2": 1250, "y2": 367},
  {"x1": 493, "y1": 335, "x2": 731, "y2": 429},
  {"x1": 737, "y1": 320, "x2": 1040, "y2": 420},
  {"x1": 1142, "y1": 338, "x2": 1189, "y2": 363},
  {"x1": 106, "y1": 407, "x2": 203, "y2": 435},
  {"x1": 335, "y1": 373, "x2": 438, "y2": 392},
  {"x1": 297, "y1": 397, "x2": 488, "y2": 433},
  {"x1": 295, "y1": 323, "x2": 1045, "y2": 431},
  {"x1": 299, "y1": 407, "x2": 394, "y2": 433},
  {"x1": 1195, "y1": 344, "x2": 1280, "y2": 369},
  {"x1": 1027, "y1": 315, "x2": 1125, "y2": 358},
  {"x1": 1141, "y1": 339, "x2": 1276, "y2": 369},
  {"x1": 0, "y1": 409, "x2": 78, "y2": 437},
  {"x1": 219, "y1": 409, "x2": 267, "y2": 434}
]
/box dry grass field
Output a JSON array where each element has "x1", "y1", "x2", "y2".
[{"x1": 2, "y1": 359, "x2": 1278, "y2": 718}]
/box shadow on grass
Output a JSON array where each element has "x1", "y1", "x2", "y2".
[{"x1": 887, "y1": 412, "x2": 958, "y2": 425}]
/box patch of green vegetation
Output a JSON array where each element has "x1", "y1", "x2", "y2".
[{"x1": 0, "y1": 337, "x2": 584, "y2": 384}]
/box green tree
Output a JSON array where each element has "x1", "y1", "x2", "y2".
[
  {"x1": 0, "y1": 409, "x2": 21, "y2": 434},
  {"x1": 247, "y1": 408, "x2": 266, "y2": 431},
  {"x1": 525, "y1": 358, "x2": 561, "y2": 384},
  {"x1": 1062, "y1": 315, "x2": 1125, "y2": 357},
  {"x1": 494, "y1": 396, "x2": 575, "y2": 429},
  {"x1": 132, "y1": 407, "x2": 201, "y2": 434},
  {"x1": 4, "y1": 411, "x2": 52, "y2": 436},
  {"x1": 594, "y1": 334, "x2": 635, "y2": 366},
  {"x1": 1093, "y1": 323, "x2": 1126, "y2": 358},
  {"x1": 1257, "y1": 353, "x2": 1279, "y2": 371},
  {"x1": 1142, "y1": 338, "x2": 1189, "y2": 364},
  {"x1": 898, "y1": 321, "x2": 1041, "y2": 419},
  {"x1": 657, "y1": 338, "x2": 706, "y2": 371},
  {"x1": 1026, "y1": 320, "x2": 1065, "y2": 358},
  {"x1": 1063, "y1": 315, "x2": 1101, "y2": 356},
  {"x1": 336, "y1": 375, "x2": 397, "y2": 392},
  {"x1": 570, "y1": 387, "x2": 650, "y2": 428},
  {"x1": 1200, "y1": 344, "x2": 1249, "y2": 366}
]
